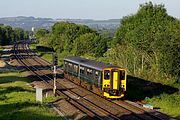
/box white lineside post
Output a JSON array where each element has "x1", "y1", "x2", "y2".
[
  {"x1": 53, "y1": 65, "x2": 56, "y2": 95},
  {"x1": 36, "y1": 87, "x2": 42, "y2": 103}
]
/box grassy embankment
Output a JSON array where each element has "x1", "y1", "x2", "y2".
[
  {"x1": 0, "y1": 48, "x2": 63, "y2": 120},
  {"x1": 30, "y1": 43, "x2": 180, "y2": 119}
]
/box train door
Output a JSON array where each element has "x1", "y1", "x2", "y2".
[
  {"x1": 111, "y1": 70, "x2": 119, "y2": 90},
  {"x1": 113, "y1": 71, "x2": 118, "y2": 89}
]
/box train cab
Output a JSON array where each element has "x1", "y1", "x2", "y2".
[{"x1": 102, "y1": 68, "x2": 126, "y2": 98}]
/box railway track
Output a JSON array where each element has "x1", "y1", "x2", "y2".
[
  {"x1": 12, "y1": 41, "x2": 175, "y2": 120},
  {"x1": 13, "y1": 42, "x2": 121, "y2": 120}
]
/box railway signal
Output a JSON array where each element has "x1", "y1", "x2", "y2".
[{"x1": 52, "y1": 53, "x2": 58, "y2": 66}]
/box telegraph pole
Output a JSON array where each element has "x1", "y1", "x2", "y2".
[{"x1": 52, "y1": 53, "x2": 58, "y2": 95}]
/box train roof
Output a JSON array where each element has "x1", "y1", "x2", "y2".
[{"x1": 64, "y1": 56, "x2": 121, "y2": 71}]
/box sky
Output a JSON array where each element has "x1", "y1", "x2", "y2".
[{"x1": 0, "y1": 0, "x2": 179, "y2": 20}]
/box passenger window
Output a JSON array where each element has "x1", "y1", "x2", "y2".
[
  {"x1": 64, "y1": 61, "x2": 68, "y2": 67},
  {"x1": 74, "y1": 65, "x2": 78, "y2": 72},
  {"x1": 119, "y1": 70, "x2": 125, "y2": 80},
  {"x1": 80, "y1": 66, "x2": 85, "y2": 74},
  {"x1": 87, "y1": 68, "x2": 92, "y2": 76},
  {"x1": 68, "y1": 63, "x2": 72, "y2": 68},
  {"x1": 104, "y1": 70, "x2": 110, "y2": 80}
]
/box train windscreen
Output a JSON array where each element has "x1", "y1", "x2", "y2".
[{"x1": 119, "y1": 70, "x2": 125, "y2": 80}]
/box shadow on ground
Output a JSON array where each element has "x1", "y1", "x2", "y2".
[
  {"x1": 1, "y1": 101, "x2": 177, "y2": 120},
  {"x1": 0, "y1": 102, "x2": 63, "y2": 120},
  {"x1": 125, "y1": 75, "x2": 179, "y2": 101},
  {"x1": 0, "y1": 75, "x2": 32, "y2": 84},
  {"x1": 0, "y1": 86, "x2": 33, "y2": 95}
]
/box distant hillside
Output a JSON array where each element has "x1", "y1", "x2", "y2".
[
  {"x1": 0, "y1": 16, "x2": 54, "y2": 31},
  {"x1": 0, "y1": 16, "x2": 120, "y2": 31},
  {"x1": 56, "y1": 18, "x2": 120, "y2": 30}
]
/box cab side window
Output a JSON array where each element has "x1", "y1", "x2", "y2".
[
  {"x1": 95, "y1": 71, "x2": 99, "y2": 80},
  {"x1": 104, "y1": 70, "x2": 110, "y2": 80}
]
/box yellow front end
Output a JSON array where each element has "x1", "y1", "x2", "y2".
[{"x1": 102, "y1": 68, "x2": 126, "y2": 99}]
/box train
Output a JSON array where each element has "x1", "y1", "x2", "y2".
[{"x1": 64, "y1": 56, "x2": 127, "y2": 99}]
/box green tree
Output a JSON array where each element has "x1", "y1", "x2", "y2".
[
  {"x1": 14, "y1": 28, "x2": 25, "y2": 41},
  {"x1": 35, "y1": 29, "x2": 49, "y2": 39},
  {"x1": 51, "y1": 22, "x2": 97, "y2": 52},
  {"x1": 113, "y1": 2, "x2": 180, "y2": 76},
  {"x1": 36, "y1": 22, "x2": 108, "y2": 58},
  {"x1": 0, "y1": 25, "x2": 28, "y2": 45}
]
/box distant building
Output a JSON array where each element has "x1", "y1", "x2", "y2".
[{"x1": 32, "y1": 27, "x2": 35, "y2": 32}]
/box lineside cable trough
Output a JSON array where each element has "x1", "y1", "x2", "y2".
[{"x1": 143, "y1": 104, "x2": 154, "y2": 110}]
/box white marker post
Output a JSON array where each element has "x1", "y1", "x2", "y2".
[
  {"x1": 36, "y1": 87, "x2": 42, "y2": 103},
  {"x1": 53, "y1": 65, "x2": 56, "y2": 95},
  {"x1": 52, "y1": 53, "x2": 58, "y2": 96}
]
